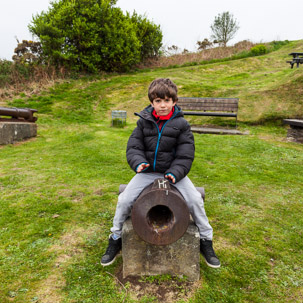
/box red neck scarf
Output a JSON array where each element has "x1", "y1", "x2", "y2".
[
  {"x1": 152, "y1": 107, "x2": 174, "y2": 131},
  {"x1": 152, "y1": 107, "x2": 174, "y2": 121}
]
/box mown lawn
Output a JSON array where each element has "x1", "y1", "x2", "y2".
[
  {"x1": 1, "y1": 118, "x2": 303, "y2": 302},
  {"x1": 1, "y1": 41, "x2": 303, "y2": 302}
]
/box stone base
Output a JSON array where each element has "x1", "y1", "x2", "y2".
[
  {"x1": 284, "y1": 119, "x2": 303, "y2": 143},
  {"x1": 191, "y1": 126, "x2": 248, "y2": 135},
  {"x1": 0, "y1": 122, "x2": 37, "y2": 145},
  {"x1": 287, "y1": 128, "x2": 303, "y2": 143},
  {"x1": 122, "y1": 218, "x2": 200, "y2": 281}
]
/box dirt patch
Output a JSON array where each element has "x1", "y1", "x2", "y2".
[
  {"x1": 115, "y1": 265, "x2": 199, "y2": 303},
  {"x1": 33, "y1": 273, "x2": 66, "y2": 303},
  {"x1": 94, "y1": 189, "x2": 103, "y2": 196}
]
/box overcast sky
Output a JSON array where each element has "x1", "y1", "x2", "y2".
[{"x1": 1, "y1": 0, "x2": 302, "y2": 60}]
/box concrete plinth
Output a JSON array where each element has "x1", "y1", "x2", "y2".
[
  {"x1": 287, "y1": 128, "x2": 303, "y2": 143},
  {"x1": 191, "y1": 126, "x2": 248, "y2": 135},
  {"x1": 0, "y1": 122, "x2": 37, "y2": 145},
  {"x1": 122, "y1": 218, "x2": 200, "y2": 281},
  {"x1": 284, "y1": 119, "x2": 303, "y2": 143}
]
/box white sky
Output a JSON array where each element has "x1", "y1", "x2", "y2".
[{"x1": 1, "y1": 0, "x2": 302, "y2": 60}]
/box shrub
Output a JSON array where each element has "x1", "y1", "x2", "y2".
[
  {"x1": 197, "y1": 39, "x2": 213, "y2": 51},
  {"x1": 29, "y1": 0, "x2": 162, "y2": 72},
  {"x1": 0, "y1": 60, "x2": 31, "y2": 87},
  {"x1": 0, "y1": 60, "x2": 13, "y2": 87},
  {"x1": 250, "y1": 44, "x2": 268, "y2": 56},
  {"x1": 130, "y1": 12, "x2": 163, "y2": 60},
  {"x1": 12, "y1": 40, "x2": 43, "y2": 64},
  {"x1": 0, "y1": 58, "x2": 66, "y2": 93},
  {"x1": 268, "y1": 40, "x2": 290, "y2": 51},
  {"x1": 234, "y1": 40, "x2": 254, "y2": 49}
]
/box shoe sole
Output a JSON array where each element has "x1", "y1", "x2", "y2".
[
  {"x1": 100, "y1": 250, "x2": 122, "y2": 267},
  {"x1": 204, "y1": 258, "x2": 221, "y2": 268},
  {"x1": 100, "y1": 256, "x2": 117, "y2": 267}
]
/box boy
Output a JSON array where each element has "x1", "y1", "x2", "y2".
[{"x1": 101, "y1": 78, "x2": 220, "y2": 268}]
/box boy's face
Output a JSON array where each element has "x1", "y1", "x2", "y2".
[{"x1": 151, "y1": 96, "x2": 176, "y2": 116}]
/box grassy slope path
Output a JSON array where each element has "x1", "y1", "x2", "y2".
[{"x1": 0, "y1": 41, "x2": 303, "y2": 303}]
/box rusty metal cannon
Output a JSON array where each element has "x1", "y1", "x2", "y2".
[
  {"x1": 0, "y1": 107, "x2": 38, "y2": 122},
  {"x1": 0, "y1": 107, "x2": 38, "y2": 145},
  {"x1": 119, "y1": 178, "x2": 205, "y2": 246},
  {"x1": 121, "y1": 178, "x2": 204, "y2": 280}
]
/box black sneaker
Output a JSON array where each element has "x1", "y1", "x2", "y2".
[
  {"x1": 101, "y1": 236, "x2": 122, "y2": 266},
  {"x1": 200, "y1": 239, "x2": 221, "y2": 268}
]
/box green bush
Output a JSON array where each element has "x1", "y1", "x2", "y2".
[
  {"x1": 250, "y1": 44, "x2": 268, "y2": 56},
  {"x1": 0, "y1": 60, "x2": 32, "y2": 87},
  {"x1": 0, "y1": 59, "x2": 66, "y2": 88},
  {"x1": 130, "y1": 12, "x2": 163, "y2": 60},
  {"x1": 269, "y1": 40, "x2": 290, "y2": 51},
  {"x1": 0, "y1": 60, "x2": 12, "y2": 86},
  {"x1": 29, "y1": 0, "x2": 163, "y2": 72}
]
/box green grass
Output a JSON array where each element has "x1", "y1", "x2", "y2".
[{"x1": 1, "y1": 40, "x2": 303, "y2": 302}]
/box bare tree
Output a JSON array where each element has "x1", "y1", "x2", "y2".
[{"x1": 210, "y1": 12, "x2": 239, "y2": 47}]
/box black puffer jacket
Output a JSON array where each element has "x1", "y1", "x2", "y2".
[{"x1": 126, "y1": 105, "x2": 195, "y2": 183}]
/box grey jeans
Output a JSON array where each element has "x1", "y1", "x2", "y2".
[{"x1": 110, "y1": 172, "x2": 213, "y2": 240}]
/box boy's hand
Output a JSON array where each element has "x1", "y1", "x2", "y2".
[
  {"x1": 136, "y1": 163, "x2": 150, "y2": 173},
  {"x1": 165, "y1": 173, "x2": 176, "y2": 184}
]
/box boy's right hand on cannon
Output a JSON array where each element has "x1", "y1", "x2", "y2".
[
  {"x1": 136, "y1": 163, "x2": 150, "y2": 173},
  {"x1": 164, "y1": 173, "x2": 176, "y2": 184}
]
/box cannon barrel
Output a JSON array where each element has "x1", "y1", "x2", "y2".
[
  {"x1": 0, "y1": 107, "x2": 38, "y2": 122},
  {"x1": 120, "y1": 178, "x2": 205, "y2": 246}
]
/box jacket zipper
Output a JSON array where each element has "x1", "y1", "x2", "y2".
[
  {"x1": 152, "y1": 110, "x2": 179, "y2": 171},
  {"x1": 135, "y1": 107, "x2": 180, "y2": 172}
]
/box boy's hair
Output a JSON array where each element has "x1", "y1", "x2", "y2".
[{"x1": 148, "y1": 78, "x2": 178, "y2": 102}]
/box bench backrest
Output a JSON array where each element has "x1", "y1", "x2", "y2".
[{"x1": 178, "y1": 97, "x2": 238, "y2": 112}]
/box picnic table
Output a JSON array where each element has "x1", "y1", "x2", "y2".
[{"x1": 286, "y1": 52, "x2": 303, "y2": 68}]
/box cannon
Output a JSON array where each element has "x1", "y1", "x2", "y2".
[
  {"x1": 0, "y1": 107, "x2": 38, "y2": 122},
  {"x1": 119, "y1": 178, "x2": 205, "y2": 246},
  {"x1": 121, "y1": 178, "x2": 204, "y2": 280}
]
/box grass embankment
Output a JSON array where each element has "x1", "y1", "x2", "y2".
[{"x1": 0, "y1": 40, "x2": 303, "y2": 302}]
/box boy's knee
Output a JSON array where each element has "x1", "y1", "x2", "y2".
[{"x1": 184, "y1": 189, "x2": 204, "y2": 205}]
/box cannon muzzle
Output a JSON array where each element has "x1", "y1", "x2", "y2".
[
  {"x1": 119, "y1": 179, "x2": 205, "y2": 246},
  {"x1": 129, "y1": 178, "x2": 190, "y2": 246}
]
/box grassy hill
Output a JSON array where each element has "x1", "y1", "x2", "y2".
[
  {"x1": 4, "y1": 40, "x2": 303, "y2": 126},
  {"x1": 0, "y1": 40, "x2": 303, "y2": 303}
]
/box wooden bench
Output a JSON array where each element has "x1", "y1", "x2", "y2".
[{"x1": 178, "y1": 97, "x2": 239, "y2": 128}]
